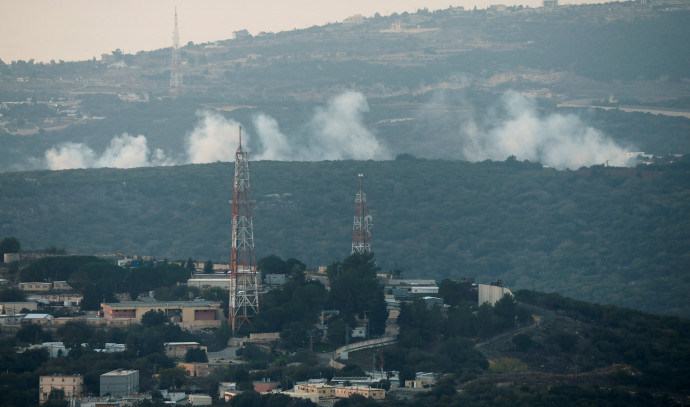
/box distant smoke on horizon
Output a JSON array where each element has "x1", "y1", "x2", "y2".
[
  {"x1": 38, "y1": 91, "x2": 631, "y2": 171},
  {"x1": 40, "y1": 91, "x2": 390, "y2": 170},
  {"x1": 458, "y1": 92, "x2": 633, "y2": 169},
  {"x1": 44, "y1": 134, "x2": 171, "y2": 170}
]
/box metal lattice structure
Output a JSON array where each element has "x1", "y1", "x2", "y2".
[
  {"x1": 169, "y1": 7, "x2": 183, "y2": 93},
  {"x1": 229, "y1": 127, "x2": 259, "y2": 333},
  {"x1": 352, "y1": 174, "x2": 373, "y2": 254}
]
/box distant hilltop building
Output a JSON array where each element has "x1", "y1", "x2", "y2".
[
  {"x1": 344, "y1": 14, "x2": 366, "y2": 25},
  {"x1": 543, "y1": 0, "x2": 559, "y2": 8},
  {"x1": 478, "y1": 280, "x2": 513, "y2": 307}
]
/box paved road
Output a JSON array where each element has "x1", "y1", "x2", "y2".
[{"x1": 207, "y1": 346, "x2": 239, "y2": 362}]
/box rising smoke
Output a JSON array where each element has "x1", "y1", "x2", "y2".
[
  {"x1": 458, "y1": 92, "x2": 633, "y2": 169},
  {"x1": 44, "y1": 134, "x2": 170, "y2": 170},
  {"x1": 39, "y1": 91, "x2": 631, "y2": 171},
  {"x1": 41, "y1": 91, "x2": 390, "y2": 170}
]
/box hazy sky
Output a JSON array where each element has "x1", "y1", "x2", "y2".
[{"x1": 1, "y1": 0, "x2": 603, "y2": 63}]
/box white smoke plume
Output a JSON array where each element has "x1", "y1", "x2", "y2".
[
  {"x1": 185, "y1": 111, "x2": 242, "y2": 164},
  {"x1": 305, "y1": 91, "x2": 389, "y2": 160},
  {"x1": 251, "y1": 114, "x2": 292, "y2": 160},
  {"x1": 44, "y1": 133, "x2": 170, "y2": 170},
  {"x1": 460, "y1": 92, "x2": 632, "y2": 169},
  {"x1": 189, "y1": 91, "x2": 390, "y2": 161}
]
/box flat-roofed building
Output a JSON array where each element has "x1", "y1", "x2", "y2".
[
  {"x1": 164, "y1": 342, "x2": 207, "y2": 359},
  {"x1": 19, "y1": 282, "x2": 52, "y2": 292},
  {"x1": 334, "y1": 386, "x2": 385, "y2": 400},
  {"x1": 40, "y1": 374, "x2": 84, "y2": 403},
  {"x1": 178, "y1": 362, "x2": 210, "y2": 377},
  {"x1": 23, "y1": 313, "x2": 54, "y2": 326},
  {"x1": 100, "y1": 369, "x2": 139, "y2": 397},
  {"x1": 101, "y1": 301, "x2": 222, "y2": 330},
  {"x1": 297, "y1": 382, "x2": 335, "y2": 398},
  {"x1": 478, "y1": 282, "x2": 513, "y2": 307}
]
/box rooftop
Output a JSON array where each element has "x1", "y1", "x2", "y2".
[{"x1": 103, "y1": 301, "x2": 219, "y2": 308}]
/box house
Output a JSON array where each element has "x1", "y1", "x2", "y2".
[
  {"x1": 19, "y1": 282, "x2": 52, "y2": 292},
  {"x1": 188, "y1": 394, "x2": 212, "y2": 406},
  {"x1": 334, "y1": 386, "x2": 385, "y2": 400},
  {"x1": 164, "y1": 342, "x2": 207, "y2": 359},
  {"x1": 23, "y1": 313, "x2": 54, "y2": 326},
  {"x1": 177, "y1": 362, "x2": 210, "y2": 377},
  {"x1": 253, "y1": 380, "x2": 279, "y2": 393},
  {"x1": 39, "y1": 375, "x2": 84, "y2": 403},
  {"x1": 405, "y1": 372, "x2": 438, "y2": 388},
  {"x1": 0, "y1": 301, "x2": 39, "y2": 314}
]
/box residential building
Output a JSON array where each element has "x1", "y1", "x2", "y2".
[
  {"x1": 164, "y1": 342, "x2": 207, "y2": 359},
  {"x1": 253, "y1": 380, "x2": 279, "y2": 393},
  {"x1": 0, "y1": 301, "x2": 39, "y2": 314},
  {"x1": 22, "y1": 313, "x2": 54, "y2": 326},
  {"x1": 188, "y1": 394, "x2": 212, "y2": 406},
  {"x1": 178, "y1": 362, "x2": 210, "y2": 377},
  {"x1": 101, "y1": 301, "x2": 222, "y2": 330},
  {"x1": 19, "y1": 282, "x2": 52, "y2": 292},
  {"x1": 100, "y1": 369, "x2": 139, "y2": 397},
  {"x1": 334, "y1": 386, "x2": 386, "y2": 400},
  {"x1": 39, "y1": 374, "x2": 84, "y2": 404}
]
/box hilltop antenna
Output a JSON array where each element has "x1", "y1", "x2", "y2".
[
  {"x1": 170, "y1": 7, "x2": 183, "y2": 95},
  {"x1": 229, "y1": 126, "x2": 259, "y2": 334},
  {"x1": 351, "y1": 174, "x2": 372, "y2": 254}
]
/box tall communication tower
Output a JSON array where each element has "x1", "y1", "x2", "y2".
[
  {"x1": 229, "y1": 127, "x2": 259, "y2": 334},
  {"x1": 169, "y1": 7, "x2": 183, "y2": 94},
  {"x1": 351, "y1": 174, "x2": 373, "y2": 254}
]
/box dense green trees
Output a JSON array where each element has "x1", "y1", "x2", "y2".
[
  {"x1": 2, "y1": 159, "x2": 688, "y2": 319},
  {"x1": 184, "y1": 347, "x2": 208, "y2": 363},
  {"x1": 253, "y1": 255, "x2": 327, "y2": 345},
  {"x1": 0, "y1": 236, "x2": 20, "y2": 261},
  {"x1": 327, "y1": 252, "x2": 389, "y2": 336}
]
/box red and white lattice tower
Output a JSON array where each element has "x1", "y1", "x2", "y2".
[
  {"x1": 169, "y1": 7, "x2": 183, "y2": 94},
  {"x1": 229, "y1": 127, "x2": 259, "y2": 333},
  {"x1": 352, "y1": 174, "x2": 373, "y2": 254}
]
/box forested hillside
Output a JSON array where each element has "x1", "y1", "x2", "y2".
[{"x1": 1, "y1": 157, "x2": 688, "y2": 318}]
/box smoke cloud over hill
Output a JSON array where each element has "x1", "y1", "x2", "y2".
[
  {"x1": 458, "y1": 92, "x2": 633, "y2": 169},
  {"x1": 38, "y1": 91, "x2": 631, "y2": 171},
  {"x1": 40, "y1": 92, "x2": 390, "y2": 170}
]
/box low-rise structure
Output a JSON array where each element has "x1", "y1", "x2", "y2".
[
  {"x1": 253, "y1": 380, "x2": 279, "y2": 393},
  {"x1": 100, "y1": 369, "x2": 139, "y2": 397},
  {"x1": 164, "y1": 342, "x2": 207, "y2": 359},
  {"x1": 101, "y1": 301, "x2": 223, "y2": 330},
  {"x1": 178, "y1": 362, "x2": 210, "y2": 377},
  {"x1": 19, "y1": 282, "x2": 52, "y2": 292},
  {"x1": 188, "y1": 394, "x2": 212, "y2": 406},
  {"x1": 478, "y1": 281, "x2": 513, "y2": 307},
  {"x1": 23, "y1": 313, "x2": 54, "y2": 326},
  {"x1": 334, "y1": 386, "x2": 385, "y2": 400},
  {"x1": 405, "y1": 372, "x2": 438, "y2": 388},
  {"x1": 0, "y1": 301, "x2": 39, "y2": 314},
  {"x1": 39, "y1": 374, "x2": 84, "y2": 404}
]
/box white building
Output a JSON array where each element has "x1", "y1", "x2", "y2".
[{"x1": 478, "y1": 283, "x2": 513, "y2": 307}]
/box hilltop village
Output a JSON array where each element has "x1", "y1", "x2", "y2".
[
  {"x1": 2, "y1": 242, "x2": 690, "y2": 407},
  {"x1": 1, "y1": 245, "x2": 517, "y2": 406}
]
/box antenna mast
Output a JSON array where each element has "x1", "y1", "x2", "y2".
[
  {"x1": 229, "y1": 127, "x2": 259, "y2": 334},
  {"x1": 351, "y1": 174, "x2": 372, "y2": 254},
  {"x1": 170, "y1": 7, "x2": 183, "y2": 94}
]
